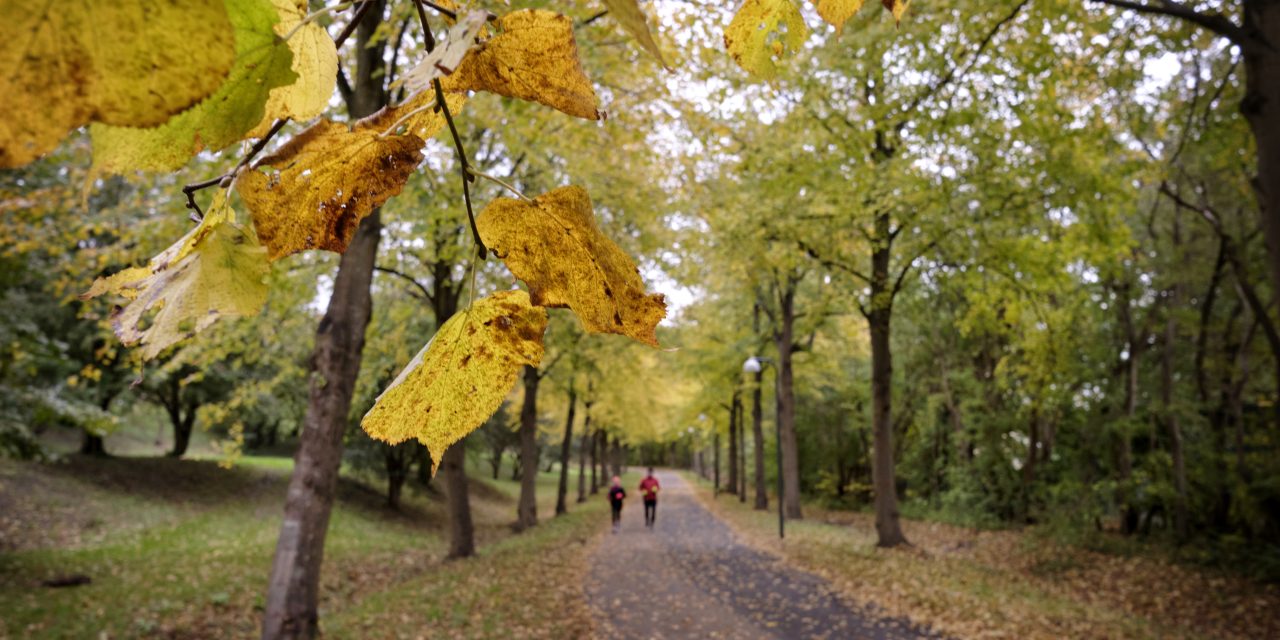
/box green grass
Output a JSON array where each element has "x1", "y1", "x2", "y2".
[{"x1": 0, "y1": 453, "x2": 608, "y2": 639}]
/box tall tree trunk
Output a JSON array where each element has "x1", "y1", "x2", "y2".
[
  {"x1": 751, "y1": 368, "x2": 768, "y2": 510},
  {"x1": 385, "y1": 446, "x2": 407, "y2": 510},
  {"x1": 169, "y1": 402, "x2": 197, "y2": 459},
  {"x1": 869, "y1": 211, "x2": 907, "y2": 547},
  {"x1": 1164, "y1": 212, "x2": 1190, "y2": 541},
  {"x1": 441, "y1": 441, "x2": 474, "y2": 558},
  {"x1": 80, "y1": 430, "x2": 107, "y2": 456},
  {"x1": 1240, "y1": 1, "x2": 1280, "y2": 311},
  {"x1": 81, "y1": 394, "x2": 113, "y2": 456},
  {"x1": 590, "y1": 429, "x2": 599, "y2": 494},
  {"x1": 262, "y1": 5, "x2": 387, "y2": 636},
  {"x1": 556, "y1": 387, "x2": 576, "y2": 516},
  {"x1": 774, "y1": 282, "x2": 801, "y2": 519},
  {"x1": 610, "y1": 434, "x2": 622, "y2": 476},
  {"x1": 578, "y1": 398, "x2": 591, "y2": 503},
  {"x1": 732, "y1": 389, "x2": 742, "y2": 494},
  {"x1": 1116, "y1": 280, "x2": 1140, "y2": 535},
  {"x1": 737, "y1": 398, "x2": 746, "y2": 502},
  {"x1": 713, "y1": 431, "x2": 720, "y2": 491},
  {"x1": 517, "y1": 365, "x2": 540, "y2": 530}
]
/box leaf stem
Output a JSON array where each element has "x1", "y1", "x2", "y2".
[
  {"x1": 413, "y1": 1, "x2": 487, "y2": 260},
  {"x1": 283, "y1": 1, "x2": 356, "y2": 42},
  {"x1": 468, "y1": 169, "x2": 533, "y2": 203},
  {"x1": 376, "y1": 99, "x2": 438, "y2": 138}
]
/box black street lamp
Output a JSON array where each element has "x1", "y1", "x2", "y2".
[{"x1": 743, "y1": 355, "x2": 783, "y2": 539}]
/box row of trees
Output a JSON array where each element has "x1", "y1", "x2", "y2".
[{"x1": 668, "y1": 0, "x2": 1279, "y2": 565}]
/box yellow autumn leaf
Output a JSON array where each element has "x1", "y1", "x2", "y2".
[
  {"x1": 816, "y1": 0, "x2": 865, "y2": 33},
  {"x1": 451, "y1": 9, "x2": 603, "y2": 120},
  {"x1": 89, "y1": 0, "x2": 303, "y2": 173},
  {"x1": 81, "y1": 193, "x2": 269, "y2": 360},
  {"x1": 0, "y1": 0, "x2": 237, "y2": 168},
  {"x1": 361, "y1": 290, "x2": 548, "y2": 473},
  {"x1": 882, "y1": 0, "x2": 911, "y2": 23},
  {"x1": 600, "y1": 0, "x2": 669, "y2": 70},
  {"x1": 245, "y1": 0, "x2": 339, "y2": 138},
  {"x1": 477, "y1": 185, "x2": 667, "y2": 346},
  {"x1": 234, "y1": 115, "x2": 424, "y2": 261},
  {"x1": 724, "y1": 0, "x2": 808, "y2": 79}
]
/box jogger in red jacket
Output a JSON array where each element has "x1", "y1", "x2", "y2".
[{"x1": 639, "y1": 468, "x2": 660, "y2": 528}]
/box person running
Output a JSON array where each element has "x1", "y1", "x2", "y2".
[
  {"x1": 607, "y1": 476, "x2": 626, "y2": 534},
  {"x1": 639, "y1": 467, "x2": 661, "y2": 528}
]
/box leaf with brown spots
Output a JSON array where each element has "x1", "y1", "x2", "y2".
[
  {"x1": 477, "y1": 185, "x2": 666, "y2": 346},
  {"x1": 361, "y1": 290, "x2": 548, "y2": 473},
  {"x1": 450, "y1": 9, "x2": 603, "y2": 120},
  {"x1": 234, "y1": 115, "x2": 424, "y2": 261}
]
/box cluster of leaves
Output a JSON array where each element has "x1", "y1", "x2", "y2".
[
  {"x1": 725, "y1": 0, "x2": 910, "y2": 79},
  {"x1": 1, "y1": 0, "x2": 695, "y2": 469}
]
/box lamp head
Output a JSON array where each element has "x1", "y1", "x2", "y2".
[{"x1": 742, "y1": 356, "x2": 762, "y2": 374}]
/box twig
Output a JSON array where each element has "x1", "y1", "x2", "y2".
[
  {"x1": 468, "y1": 169, "x2": 532, "y2": 202},
  {"x1": 333, "y1": 0, "x2": 375, "y2": 48},
  {"x1": 283, "y1": 1, "x2": 356, "y2": 41},
  {"x1": 412, "y1": 3, "x2": 487, "y2": 259},
  {"x1": 182, "y1": 119, "x2": 288, "y2": 217},
  {"x1": 180, "y1": 1, "x2": 373, "y2": 218},
  {"x1": 1086, "y1": 0, "x2": 1260, "y2": 51},
  {"x1": 417, "y1": 0, "x2": 498, "y2": 23}
]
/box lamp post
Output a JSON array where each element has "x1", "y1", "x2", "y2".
[{"x1": 743, "y1": 356, "x2": 783, "y2": 539}]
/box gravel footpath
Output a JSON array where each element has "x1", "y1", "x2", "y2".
[{"x1": 585, "y1": 471, "x2": 940, "y2": 639}]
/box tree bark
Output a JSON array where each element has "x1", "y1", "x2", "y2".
[
  {"x1": 589, "y1": 429, "x2": 599, "y2": 494},
  {"x1": 441, "y1": 441, "x2": 474, "y2": 558},
  {"x1": 517, "y1": 365, "x2": 540, "y2": 530},
  {"x1": 1240, "y1": 0, "x2": 1280, "y2": 314},
  {"x1": 1116, "y1": 280, "x2": 1140, "y2": 536},
  {"x1": 556, "y1": 387, "x2": 576, "y2": 516},
  {"x1": 1164, "y1": 212, "x2": 1189, "y2": 541},
  {"x1": 384, "y1": 445, "x2": 408, "y2": 511},
  {"x1": 713, "y1": 431, "x2": 721, "y2": 491},
  {"x1": 727, "y1": 391, "x2": 739, "y2": 495},
  {"x1": 751, "y1": 369, "x2": 768, "y2": 510},
  {"x1": 578, "y1": 398, "x2": 591, "y2": 503},
  {"x1": 262, "y1": 5, "x2": 387, "y2": 637},
  {"x1": 774, "y1": 281, "x2": 802, "y2": 520},
  {"x1": 869, "y1": 211, "x2": 907, "y2": 547}
]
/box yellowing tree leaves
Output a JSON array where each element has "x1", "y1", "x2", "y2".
[
  {"x1": 450, "y1": 10, "x2": 603, "y2": 120},
  {"x1": 724, "y1": 0, "x2": 809, "y2": 79},
  {"x1": 81, "y1": 193, "x2": 269, "y2": 360},
  {"x1": 477, "y1": 186, "x2": 667, "y2": 346},
  {"x1": 601, "y1": 0, "x2": 669, "y2": 70},
  {"x1": 90, "y1": 0, "x2": 327, "y2": 173},
  {"x1": 361, "y1": 290, "x2": 548, "y2": 473},
  {"x1": 246, "y1": 0, "x2": 339, "y2": 138},
  {"x1": 0, "y1": 0, "x2": 236, "y2": 168},
  {"x1": 235, "y1": 117, "x2": 424, "y2": 261},
  {"x1": 816, "y1": 0, "x2": 865, "y2": 33}
]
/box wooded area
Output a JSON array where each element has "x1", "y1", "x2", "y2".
[{"x1": 2, "y1": 0, "x2": 1278, "y2": 637}]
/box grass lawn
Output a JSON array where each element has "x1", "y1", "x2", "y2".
[
  {"x1": 0, "y1": 452, "x2": 611, "y2": 639},
  {"x1": 683, "y1": 472, "x2": 1280, "y2": 640}
]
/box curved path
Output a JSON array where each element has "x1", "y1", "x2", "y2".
[{"x1": 585, "y1": 471, "x2": 940, "y2": 639}]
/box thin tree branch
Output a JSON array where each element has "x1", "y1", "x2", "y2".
[
  {"x1": 375, "y1": 265, "x2": 434, "y2": 302},
  {"x1": 796, "y1": 239, "x2": 872, "y2": 284},
  {"x1": 1087, "y1": 0, "x2": 1259, "y2": 50}
]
